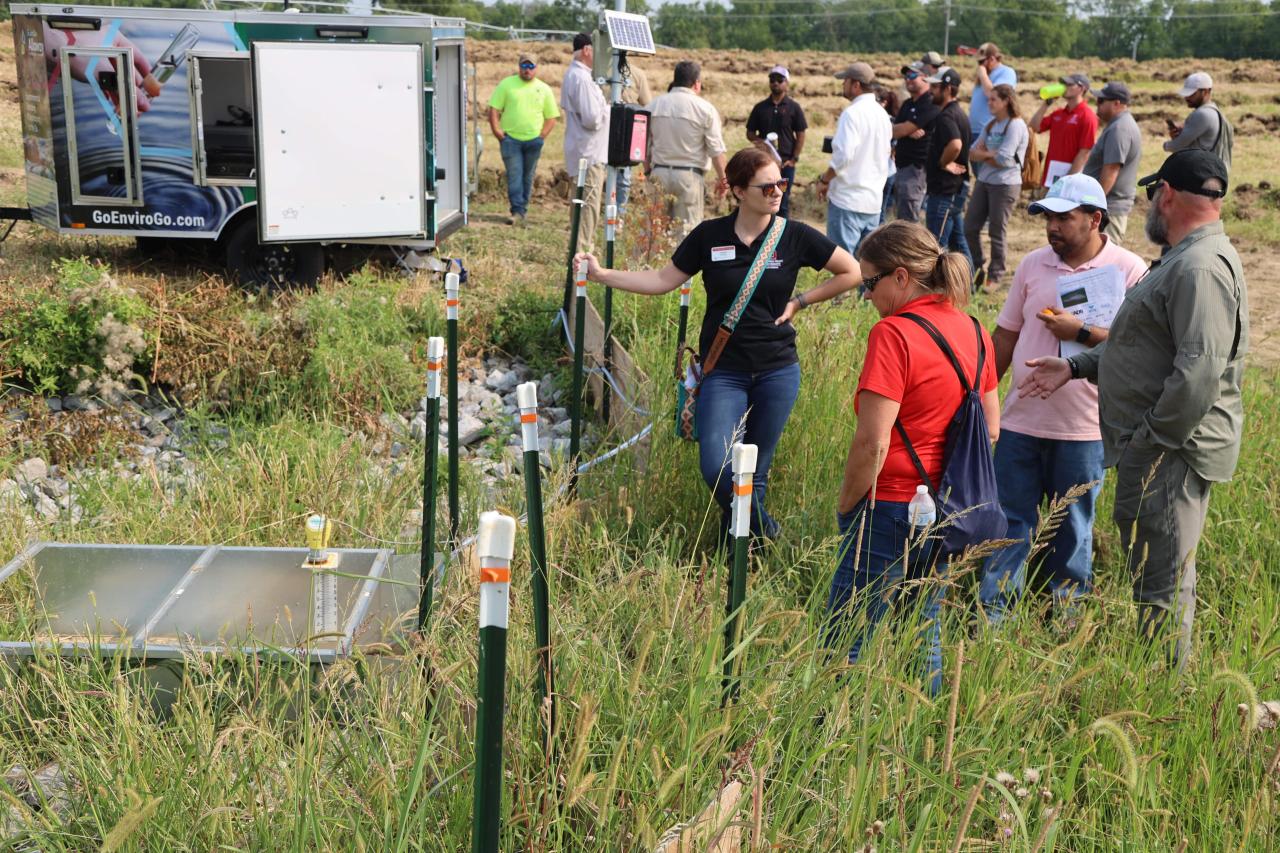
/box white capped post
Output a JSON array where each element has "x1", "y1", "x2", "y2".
[
  {"x1": 517, "y1": 381, "x2": 540, "y2": 453},
  {"x1": 477, "y1": 511, "x2": 516, "y2": 630},
  {"x1": 445, "y1": 271, "x2": 460, "y2": 322},
  {"x1": 426, "y1": 336, "x2": 444, "y2": 400},
  {"x1": 730, "y1": 443, "x2": 759, "y2": 540}
]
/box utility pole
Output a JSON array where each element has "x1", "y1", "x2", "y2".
[{"x1": 943, "y1": 0, "x2": 953, "y2": 56}]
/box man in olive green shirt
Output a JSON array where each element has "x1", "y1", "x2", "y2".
[
  {"x1": 488, "y1": 53, "x2": 560, "y2": 225},
  {"x1": 1018, "y1": 150, "x2": 1247, "y2": 668}
]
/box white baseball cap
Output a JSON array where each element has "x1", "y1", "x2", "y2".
[
  {"x1": 1029, "y1": 173, "x2": 1109, "y2": 214},
  {"x1": 1178, "y1": 71, "x2": 1213, "y2": 98}
]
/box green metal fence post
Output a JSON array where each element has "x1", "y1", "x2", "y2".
[
  {"x1": 602, "y1": 201, "x2": 617, "y2": 424},
  {"x1": 471, "y1": 511, "x2": 515, "y2": 853},
  {"x1": 417, "y1": 336, "x2": 445, "y2": 631},
  {"x1": 517, "y1": 381, "x2": 555, "y2": 753},
  {"x1": 446, "y1": 271, "x2": 461, "y2": 544},
  {"x1": 561, "y1": 158, "x2": 588, "y2": 322},
  {"x1": 568, "y1": 259, "x2": 588, "y2": 493},
  {"x1": 722, "y1": 442, "x2": 757, "y2": 705}
]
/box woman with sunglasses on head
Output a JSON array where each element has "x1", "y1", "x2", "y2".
[
  {"x1": 964, "y1": 83, "x2": 1029, "y2": 290},
  {"x1": 826, "y1": 220, "x2": 999, "y2": 694},
  {"x1": 575, "y1": 146, "x2": 858, "y2": 545}
]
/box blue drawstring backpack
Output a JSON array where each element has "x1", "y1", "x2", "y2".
[{"x1": 893, "y1": 313, "x2": 1007, "y2": 556}]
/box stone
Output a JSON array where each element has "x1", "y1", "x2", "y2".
[
  {"x1": 15, "y1": 458, "x2": 48, "y2": 485},
  {"x1": 551, "y1": 420, "x2": 572, "y2": 437},
  {"x1": 144, "y1": 434, "x2": 167, "y2": 448},
  {"x1": 33, "y1": 493, "x2": 58, "y2": 521},
  {"x1": 38, "y1": 478, "x2": 68, "y2": 499},
  {"x1": 457, "y1": 414, "x2": 487, "y2": 446},
  {"x1": 409, "y1": 414, "x2": 428, "y2": 443},
  {"x1": 547, "y1": 407, "x2": 569, "y2": 422},
  {"x1": 552, "y1": 438, "x2": 571, "y2": 456},
  {"x1": 379, "y1": 412, "x2": 409, "y2": 435},
  {"x1": 485, "y1": 369, "x2": 520, "y2": 394},
  {"x1": 45, "y1": 397, "x2": 62, "y2": 413},
  {"x1": 61, "y1": 395, "x2": 91, "y2": 412},
  {"x1": 390, "y1": 442, "x2": 405, "y2": 459},
  {"x1": 0, "y1": 480, "x2": 20, "y2": 506}
]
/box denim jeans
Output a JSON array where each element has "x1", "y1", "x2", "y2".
[
  {"x1": 616, "y1": 165, "x2": 633, "y2": 218},
  {"x1": 695, "y1": 362, "x2": 801, "y2": 544},
  {"x1": 924, "y1": 180, "x2": 973, "y2": 268},
  {"x1": 979, "y1": 430, "x2": 1105, "y2": 623},
  {"x1": 779, "y1": 164, "x2": 796, "y2": 220},
  {"x1": 880, "y1": 172, "x2": 897, "y2": 224},
  {"x1": 499, "y1": 135, "x2": 544, "y2": 216},
  {"x1": 826, "y1": 203, "x2": 880, "y2": 258},
  {"x1": 825, "y1": 499, "x2": 946, "y2": 696}
]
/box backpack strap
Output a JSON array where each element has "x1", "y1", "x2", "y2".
[
  {"x1": 890, "y1": 313, "x2": 988, "y2": 498},
  {"x1": 701, "y1": 216, "x2": 787, "y2": 378}
]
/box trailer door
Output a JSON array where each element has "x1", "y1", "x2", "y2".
[
  {"x1": 432, "y1": 40, "x2": 466, "y2": 238},
  {"x1": 252, "y1": 42, "x2": 426, "y2": 243}
]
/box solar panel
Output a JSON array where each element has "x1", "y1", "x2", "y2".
[{"x1": 604, "y1": 11, "x2": 655, "y2": 55}]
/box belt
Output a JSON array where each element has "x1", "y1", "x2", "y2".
[{"x1": 653, "y1": 164, "x2": 705, "y2": 175}]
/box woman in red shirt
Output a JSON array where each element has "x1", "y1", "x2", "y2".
[{"x1": 826, "y1": 220, "x2": 1000, "y2": 694}]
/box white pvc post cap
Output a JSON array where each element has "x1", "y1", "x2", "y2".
[
  {"x1": 516, "y1": 381, "x2": 538, "y2": 409},
  {"x1": 477, "y1": 511, "x2": 517, "y2": 561},
  {"x1": 427, "y1": 336, "x2": 445, "y2": 359},
  {"x1": 576, "y1": 259, "x2": 588, "y2": 281},
  {"x1": 577, "y1": 158, "x2": 588, "y2": 179},
  {"x1": 445, "y1": 272, "x2": 460, "y2": 289},
  {"x1": 732, "y1": 443, "x2": 758, "y2": 475}
]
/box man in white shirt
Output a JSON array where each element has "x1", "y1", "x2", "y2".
[
  {"x1": 560, "y1": 32, "x2": 609, "y2": 253},
  {"x1": 815, "y1": 62, "x2": 890, "y2": 257}
]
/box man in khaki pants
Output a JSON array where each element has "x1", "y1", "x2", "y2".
[{"x1": 647, "y1": 61, "x2": 728, "y2": 236}]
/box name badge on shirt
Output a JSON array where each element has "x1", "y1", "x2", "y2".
[{"x1": 711, "y1": 245, "x2": 736, "y2": 262}]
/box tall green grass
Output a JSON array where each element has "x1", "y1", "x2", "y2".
[{"x1": 1, "y1": 204, "x2": 1278, "y2": 850}]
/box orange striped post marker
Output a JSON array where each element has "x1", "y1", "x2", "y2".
[
  {"x1": 722, "y1": 442, "x2": 757, "y2": 705},
  {"x1": 472, "y1": 511, "x2": 515, "y2": 853},
  {"x1": 418, "y1": 335, "x2": 445, "y2": 630},
  {"x1": 517, "y1": 381, "x2": 555, "y2": 747},
  {"x1": 445, "y1": 271, "x2": 461, "y2": 543}
]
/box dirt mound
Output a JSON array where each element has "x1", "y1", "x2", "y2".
[{"x1": 1236, "y1": 112, "x2": 1280, "y2": 135}]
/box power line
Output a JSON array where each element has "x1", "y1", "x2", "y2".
[{"x1": 647, "y1": 2, "x2": 1280, "y2": 18}]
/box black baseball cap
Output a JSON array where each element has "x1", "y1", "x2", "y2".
[
  {"x1": 1090, "y1": 81, "x2": 1131, "y2": 103},
  {"x1": 1138, "y1": 149, "x2": 1228, "y2": 198},
  {"x1": 572, "y1": 32, "x2": 592, "y2": 51},
  {"x1": 1060, "y1": 73, "x2": 1090, "y2": 89},
  {"x1": 926, "y1": 67, "x2": 962, "y2": 88}
]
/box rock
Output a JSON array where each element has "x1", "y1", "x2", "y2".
[
  {"x1": 485, "y1": 369, "x2": 520, "y2": 394},
  {"x1": 33, "y1": 493, "x2": 58, "y2": 521},
  {"x1": 0, "y1": 480, "x2": 20, "y2": 506},
  {"x1": 379, "y1": 412, "x2": 409, "y2": 435},
  {"x1": 551, "y1": 420, "x2": 572, "y2": 437},
  {"x1": 38, "y1": 478, "x2": 69, "y2": 499},
  {"x1": 61, "y1": 395, "x2": 91, "y2": 412},
  {"x1": 144, "y1": 434, "x2": 167, "y2": 449},
  {"x1": 149, "y1": 406, "x2": 176, "y2": 423},
  {"x1": 504, "y1": 445, "x2": 524, "y2": 474},
  {"x1": 547, "y1": 407, "x2": 569, "y2": 422},
  {"x1": 45, "y1": 397, "x2": 62, "y2": 413},
  {"x1": 552, "y1": 438, "x2": 571, "y2": 456},
  {"x1": 458, "y1": 414, "x2": 487, "y2": 446},
  {"x1": 409, "y1": 414, "x2": 428, "y2": 443},
  {"x1": 15, "y1": 458, "x2": 48, "y2": 485},
  {"x1": 390, "y1": 442, "x2": 405, "y2": 459}
]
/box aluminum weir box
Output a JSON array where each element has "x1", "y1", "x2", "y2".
[{"x1": 0, "y1": 542, "x2": 420, "y2": 663}]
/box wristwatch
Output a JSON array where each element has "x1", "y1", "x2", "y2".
[
  {"x1": 794, "y1": 292, "x2": 808, "y2": 309},
  {"x1": 1075, "y1": 324, "x2": 1092, "y2": 344}
]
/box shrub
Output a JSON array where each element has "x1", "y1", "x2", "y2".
[
  {"x1": 0, "y1": 258, "x2": 149, "y2": 397},
  {"x1": 490, "y1": 286, "x2": 560, "y2": 372}
]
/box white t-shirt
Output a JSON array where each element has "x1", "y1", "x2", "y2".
[{"x1": 828, "y1": 93, "x2": 891, "y2": 215}]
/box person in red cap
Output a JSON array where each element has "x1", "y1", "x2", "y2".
[{"x1": 1018, "y1": 149, "x2": 1247, "y2": 670}]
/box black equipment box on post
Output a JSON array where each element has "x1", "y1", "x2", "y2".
[{"x1": 607, "y1": 104, "x2": 649, "y2": 168}]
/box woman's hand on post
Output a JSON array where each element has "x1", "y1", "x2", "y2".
[
  {"x1": 1016, "y1": 357, "x2": 1072, "y2": 399},
  {"x1": 572, "y1": 252, "x2": 606, "y2": 284}
]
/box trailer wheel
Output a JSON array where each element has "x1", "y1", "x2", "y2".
[{"x1": 223, "y1": 219, "x2": 324, "y2": 291}]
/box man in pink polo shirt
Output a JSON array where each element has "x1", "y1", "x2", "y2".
[{"x1": 980, "y1": 174, "x2": 1147, "y2": 623}]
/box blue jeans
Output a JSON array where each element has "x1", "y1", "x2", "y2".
[
  {"x1": 695, "y1": 362, "x2": 801, "y2": 544},
  {"x1": 880, "y1": 172, "x2": 896, "y2": 224},
  {"x1": 616, "y1": 165, "x2": 633, "y2": 218},
  {"x1": 924, "y1": 180, "x2": 972, "y2": 267},
  {"x1": 779, "y1": 164, "x2": 796, "y2": 220},
  {"x1": 499, "y1": 135, "x2": 544, "y2": 216},
  {"x1": 979, "y1": 430, "x2": 1105, "y2": 623},
  {"x1": 825, "y1": 499, "x2": 945, "y2": 696},
  {"x1": 826, "y1": 203, "x2": 879, "y2": 258}
]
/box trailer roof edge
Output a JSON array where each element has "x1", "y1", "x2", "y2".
[{"x1": 9, "y1": 4, "x2": 466, "y2": 29}]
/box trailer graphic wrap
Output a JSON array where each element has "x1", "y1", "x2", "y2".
[
  {"x1": 13, "y1": 16, "x2": 58, "y2": 229},
  {"x1": 45, "y1": 17, "x2": 244, "y2": 236}
]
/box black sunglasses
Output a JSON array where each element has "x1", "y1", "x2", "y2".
[
  {"x1": 768, "y1": 74, "x2": 786, "y2": 82},
  {"x1": 750, "y1": 179, "x2": 790, "y2": 197},
  {"x1": 1145, "y1": 178, "x2": 1223, "y2": 201},
  {"x1": 862, "y1": 270, "x2": 891, "y2": 293},
  {"x1": 904, "y1": 71, "x2": 921, "y2": 80}
]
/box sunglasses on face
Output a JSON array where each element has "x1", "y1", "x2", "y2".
[
  {"x1": 769, "y1": 75, "x2": 786, "y2": 83},
  {"x1": 904, "y1": 71, "x2": 921, "y2": 80},
  {"x1": 750, "y1": 179, "x2": 790, "y2": 197},
  {"x1": 519, "y1": 62, "x2": 536, "y2": 70},
  {"x1": 862, "y1": 270, "x2": 891, "y2": 293}
]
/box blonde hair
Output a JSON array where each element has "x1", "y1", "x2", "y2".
[{"x1": 858, "y1": 220, "x2": 971, "y2": 309}]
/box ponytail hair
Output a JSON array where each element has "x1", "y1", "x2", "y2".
[{"x1": 858, "y1": 220, "x2": 971, "y2": 309}]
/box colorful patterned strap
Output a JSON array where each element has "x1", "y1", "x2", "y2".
[{"x1": 701, "y1": 216, "x2": 787, "y2": 378}]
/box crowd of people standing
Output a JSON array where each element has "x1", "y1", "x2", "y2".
[{"x1": 492, "y1": 35, "x2": 1249, "y2": 684}]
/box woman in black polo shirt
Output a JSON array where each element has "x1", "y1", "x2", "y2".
[{"x1": 575, "y1": 147, "x2": 858, "y2": 543}]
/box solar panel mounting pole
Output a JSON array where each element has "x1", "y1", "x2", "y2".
[{"x1": 601, "y1": 0, "x2": 626, "y2": 425}]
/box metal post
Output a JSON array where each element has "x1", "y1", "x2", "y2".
[
  {"x1": 675, "y1": 280, "x2": 691, "y2": 376},
  {"x1": 417, "y1": 336, "x2": 445, "y2": 631},
  {"x1": 471, "y1": 511, "x2": 515, "y2": 853},
  {"x1": 568, "y1": 259, "x2": 588, "y2": 492},
  {"x1": 602, "y1": 202, "x2": 617, "y2": 425},
  {"x1": 561, "y1": 159, "x2": 589, "y2": 321},
  {"x1": 943, "y1": 0, "x2": 953, "y2": 57},
  {"x1": 445, "y1": 272, "x2": 461, "y2": 544},
  {"x1": 722, "y1": 443, "x2": 757, "y2": 705},
  {"x1": 517, "y1": 381, "x2": 554, "y2": 750}
]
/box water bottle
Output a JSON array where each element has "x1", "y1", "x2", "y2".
[
  {"x1": 1038, "y1": 83, "x2": 1066, "y2": 101},
  {"x1": 908, "y1": 484, "x2": 936, "y2": 528}
]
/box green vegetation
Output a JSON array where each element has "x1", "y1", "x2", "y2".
[{"x1": 1, "y1": 195, "x2": 1278, "y2": 848}]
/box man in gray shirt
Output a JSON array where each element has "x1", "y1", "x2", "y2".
[
  {"x1": 1164, "y1": 71, "x2": 1233, "y2": 175},
  {"x1": 1018, "y1": 150, "x2": 1247, "y2": 670},
  {"x1": 1083, "y1": 81, "x2": 1142, "y2": 244}
]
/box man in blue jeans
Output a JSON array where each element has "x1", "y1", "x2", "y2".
[
  {"x1": 922, "y1": 67, "x2": 973, "y2": 266},
  {"x1": 816, "y1": 62, "x2": 890, "y2": 257},
  {"x1": 488, "y1": 53, "x2": 560, "y2": 226},
  {"x1": 980, "y1": 174, "x2": 1148, "y2": 623}
]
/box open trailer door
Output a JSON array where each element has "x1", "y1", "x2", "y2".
[{"x1": 251, "y1": 41, "x2": 426, "y2": 243}]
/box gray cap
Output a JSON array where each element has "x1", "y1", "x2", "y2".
[
  {"x1": 1060, "y1": 72, "x2": 1090, "y2": 89},
  {"x1": 835, "y1": 61, "x2": 876, "y2": 85},
  {"x1": 1090, "y1": 81, "x2": 1131, "y2": 103},
  {"x1": 1178, "y1": 71, "x2": 1213, "y2": 97},
  {"x1": 919, "y1": 51, "x2": 944, "y2": 67}
]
